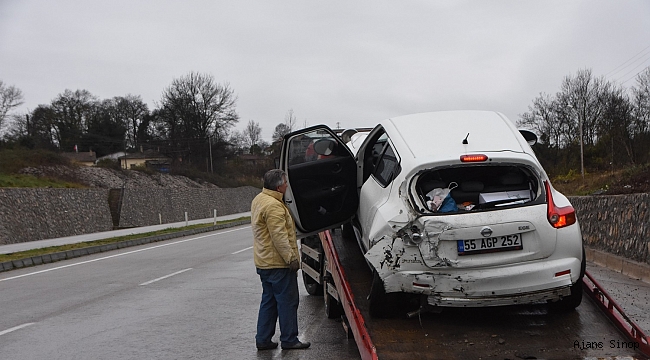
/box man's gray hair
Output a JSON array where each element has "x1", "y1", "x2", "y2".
[{"x1": 263, "y1": 169, "x2": 286, "y2": 190}]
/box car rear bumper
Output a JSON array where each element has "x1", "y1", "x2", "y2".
[
  {"x1": 427, "y1": 286, "x2": 572, "y2": 307},
  {"x1": 382, "y1": 257, "x2": 581, "y2": 307}
]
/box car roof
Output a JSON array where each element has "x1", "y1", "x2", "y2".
[{"x1": 380, "y1": 111, "x2": 528, "y2": 161}]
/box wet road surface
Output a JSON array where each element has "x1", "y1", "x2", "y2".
[
  {"x1": 2, "y1": 223, "x2": 648, "y2": 359},
  {"x1": 0, "y1": 225, "x2": 359, "y2": 360}
]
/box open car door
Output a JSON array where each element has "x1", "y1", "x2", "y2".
[{"x1": 280, "y1": 125, "x2": 359, "y2": 236}]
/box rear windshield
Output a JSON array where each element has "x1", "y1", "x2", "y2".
[{"x1": 413, "y1": 165, "x2": 541, "y2": 214}]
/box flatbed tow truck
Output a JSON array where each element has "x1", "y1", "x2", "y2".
[{"x1": 301, "y1": 227, "x2": 650, "y2": 360}]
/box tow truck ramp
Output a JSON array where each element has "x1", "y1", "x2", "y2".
[{"x1": 301, "y1": 228, "x2": 650, "y2": 360}]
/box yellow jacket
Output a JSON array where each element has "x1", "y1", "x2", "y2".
[{"x1": 251, "y1": 188, "x2": 298, "y2": 269}]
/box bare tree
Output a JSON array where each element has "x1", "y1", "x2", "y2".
[
  {"x1": 0, "y1": 80, "x2": 24, "y2": 130},
  {"x1": 23, "y1": 105, "x2": 57, "y2": 148},
  {"x1": 518, "y1": 93, "x2": 560, "y2": 146},
  {"x1": 243, "y1": 119, "x2": 262, "y2": 149},
  {"x1": 50, "y1": 89, "x2": 98, "y2": 150},
  {"x1": 228, "y1": 130, "x2": 247, "y2": 153},
  {"x1": 157, "y1": 72, "x2": 239, "y2": 163},
  {"x1": 272, "y1": 122, "x2": 291, "y2": 142},
  {"x1": 632, "y1": 67, "x2": 650, "y2": 135},
  {"x1": 284, "y1": 109, "x2": 296, "y2": 132},
  {"x1": 557, "y1": 69, "x2": 608, "y2": 147},
  {"x1": 82, "y1": 98, "x2": 128, "y2": 156},
  {"x1": 114, "y1": 94, "x2": 149, "y2": 150},
  {"x1": 599, "y1": 86, "x2": 636, "y2": 164}
]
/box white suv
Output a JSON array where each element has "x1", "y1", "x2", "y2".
[{"x1": 280, "y1": 111, "x2": 584, "y2": 317}]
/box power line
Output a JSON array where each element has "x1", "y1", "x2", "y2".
[
  {"x1": 620, "y1": 65, "x2": 650, "y2": 86},
  {"x1": 612, "y1": 53, "x2": 650, "y2": 82},
  {"x1": 604, "y1": 44, "x2": 650, "y2": 79}
]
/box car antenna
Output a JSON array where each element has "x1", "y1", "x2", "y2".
[{"x1": 462, "y1": 133, "x2": 470, "y2": 144}]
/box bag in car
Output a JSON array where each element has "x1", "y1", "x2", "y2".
[{"x1": 426, "y1": 182, "x2": 458, "y2": 212}]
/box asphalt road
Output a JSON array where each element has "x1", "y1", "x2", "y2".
[{"x1": 0, "y1": 224, "x2": 361, "y2": 360}]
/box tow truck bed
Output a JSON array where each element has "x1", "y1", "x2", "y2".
[{"x1": 320, "y1": 228, "x2": 649, "y2": 360}]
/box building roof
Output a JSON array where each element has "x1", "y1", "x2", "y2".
[
  {"x1": 62, "y1": 151, "x2": 96, "y2": 163},
  {"x1": 118, "y1": 150, "x2": 171, "y2": 160}
]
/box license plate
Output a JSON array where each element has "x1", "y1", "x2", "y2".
[{"x1": 457, "y1": 234, "x2": 523, "y2": 255}]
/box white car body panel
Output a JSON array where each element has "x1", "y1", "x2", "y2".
[{"x1": 281, "y1": 111, "x2": 584, "y2": 308}]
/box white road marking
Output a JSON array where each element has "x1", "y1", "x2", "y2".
[
  {"x1": 0, "y1": 323, "x2": 35, "y2": 336},
  {"x1": 0, "y1": 226, "x2": 251, "y2": 283},
  {"x1": 231, "y1": 246, "x2": 252, "y2": 254},
  {"x1": 140, "y1": 268, "x2": 193, "y2": 286}
]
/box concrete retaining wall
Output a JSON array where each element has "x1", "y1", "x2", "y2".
[
  {"x1": 0, "y1": 188, "x2": 113, "y2": 245},
  {"x1": 570, "y1": 193, "x2": 650, "y2": 265},
  {"x1": 0, "y1": 186, "x2": 260, "y2": 245},
  {"x1": 1, "y1": 187, "x2": 648, "y2": 263},
  {"x1": 118, "y1": 187, "x2": 260, "y2": 227}
]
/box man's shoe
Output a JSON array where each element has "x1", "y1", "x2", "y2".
[
  {"x1": 281, "y1": 341, "x2": 311, "y2": 350},
  {"x1": 256, "y1": 341, "x2": 278, "y2": 350}
]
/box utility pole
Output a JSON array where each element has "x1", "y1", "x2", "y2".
[
  {"x1": 579, "y1": 111, "x2": 584, "y2": 181},
  {"x1": 208, "y1": 135, "x2": 214, "y2": 173}
]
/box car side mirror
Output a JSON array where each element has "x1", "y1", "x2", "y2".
[
  {"x1": 340, "y1": 129, "x2": 358, "y2": 143},
  {"x1": 313, "y1": 139, "x2": 336, "y2": 156},
  {"x1": 519, "y1": 130, "x2": 537, "y2": 146}
]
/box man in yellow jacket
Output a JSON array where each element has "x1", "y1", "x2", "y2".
[{"x1": 252, "y1": 169, "x2": 310, "y2": 351}]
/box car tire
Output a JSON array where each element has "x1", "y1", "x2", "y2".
[
  {"x1": 550, "y1": 278, "x2": 583, "y2": 312},
  {"x1": 341, "y1": 222, "x2": 355, "y2": 242},
  {"x1": 550, "y1": 247, "x2": 586, "y2": 312},
  {"x1": 302, "y1": 271, "x2": 322, "y2": 296},
  {"x1": 368, "y1": 271, "x2": 395, "y2": 318}
]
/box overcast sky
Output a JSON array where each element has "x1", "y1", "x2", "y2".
[{"x1": 1, "y1": 0, "x2": 649, "y2": 142}]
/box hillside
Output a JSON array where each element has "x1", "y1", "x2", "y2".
[
  {"x1": 551, "y1": 165, "x2": 650, "y2": 196},
  {"x1": 13, "y1": 163, "x2": 650, "y2": 194},
  {"x1": 18, "y1": 166, "x2": 221, "y2": 189}
]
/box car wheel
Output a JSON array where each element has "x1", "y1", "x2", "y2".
[
  {"x1": 550, "y1": 278, "x2": 583, "y2": 312},
  {"x1": 302, "y1": 270, "x2": 322, "y2": 295},
  {"x1": 368, "y1": 271, "x2": 394, "y2": 318},
  {"x1": 341, "y1": 222, "x2": 355, "y2": 242},
  {"x1": 550, "y1": 247, "x2": 586, "y2": 312}
]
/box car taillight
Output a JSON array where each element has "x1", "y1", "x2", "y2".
[
  {"x1": 544, "y1": 180, "x2": 576, "y2": 228},
  {"x1": 460, "y1": 154, "x2": 488, "y2": 162}
]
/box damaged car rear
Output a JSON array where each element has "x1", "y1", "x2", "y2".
[{"x1": 280, "y1": 111, "x2": 585, "y2": 318}]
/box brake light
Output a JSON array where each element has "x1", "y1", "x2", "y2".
[
  {"x1": 460, "y1": 154, "x2": 488, "y2": 162},
  {"x1": 544, "y1": 180, "x2": 576, "y2": 228}
]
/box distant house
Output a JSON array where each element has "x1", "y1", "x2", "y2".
[
  {"x1": 237, "y1": 154, "x2": 272, "y2": 167},
  {"x1": 95, "y1": 151, "x2": 127, "y2": 164},
  {"x1": 62, "y1": 151, "x2": 97, "y2": 166},
  {"x1": 118, "y1": 150, "x2": 172, "y2": 172}
]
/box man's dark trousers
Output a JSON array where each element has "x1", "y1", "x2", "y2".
[{"x1": 255, "y1": 268, "x2": 299, "y2": 346}]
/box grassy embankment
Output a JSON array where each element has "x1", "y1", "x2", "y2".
[
  {"x1": 0, "y1": 149, "x2": 85, "y2": 188},
  {"x1": 551, "y1": 164, "x2": 650, "y2": 196}
]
